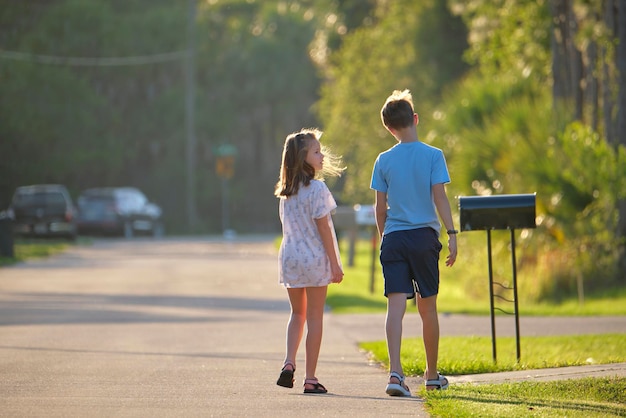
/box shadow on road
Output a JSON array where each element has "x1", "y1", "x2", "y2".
[{"x1": 0, "y1": 292, "x2": 289, "y2": 326}]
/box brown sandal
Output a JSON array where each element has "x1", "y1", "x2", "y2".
[
  {"x1": 276, "y1": 362, "x2": 295, "y2": 388},
  {"x1": 303, "y1": 378, "x2": 327, "y2": 394}
]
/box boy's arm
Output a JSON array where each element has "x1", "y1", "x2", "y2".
[
  {"x1": 433, "y1": 183, "x2": 457, "y2": 267},
  {"x1": 374, "y1": 191, "x2": 387, "y2": 238},
  {"x1": 315, "y1": 215, "x2": 344, "y2": 283}
]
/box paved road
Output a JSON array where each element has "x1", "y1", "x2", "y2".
[
  {"x1": 0, "y1": 236, "x2": 624, "y2": 418},
  {"x1": 0, "y1": 237, "x2": 430, "y2": 417}
]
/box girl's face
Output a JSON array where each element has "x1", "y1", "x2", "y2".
[{"x1": 305, "y1": 139, "x2": 324, "y2": 172}]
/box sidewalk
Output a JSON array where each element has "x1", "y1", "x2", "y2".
[{"x1": 450, "y1": 362, "x2": 626, "y2": 385}]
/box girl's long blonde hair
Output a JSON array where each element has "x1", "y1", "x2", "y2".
[{"x1": 274, "y1": 128, "x2": 344, "y2": 197}]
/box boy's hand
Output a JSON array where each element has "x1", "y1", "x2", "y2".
[{"x1": 446, "y1": 235, "x2": 457, "y2": 267}]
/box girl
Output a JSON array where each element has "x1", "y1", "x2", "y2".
[{"x1": 274, "y1": 128, "x2": 345, "y2": 394}]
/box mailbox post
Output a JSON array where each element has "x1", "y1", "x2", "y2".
[
  {"x1": 459, "y1": 193, "x2": 536, "y2": 362},
  {"x1": 354, "y1": 204, "x2": 378, "y2": 294},
  {"x1": 332, "y1": 206, "x2": 358, "y2": 266}
]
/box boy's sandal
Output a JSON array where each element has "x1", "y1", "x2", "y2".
[
  {"x1": 385, "y1": 371, "x2": 411, "y2": 397},
  {"x1": 276, "y1": 362, "x2": 295, "y2": 388},
  {"x1": 425, "y1": 373, "x2": 449, "y2": 390},
  {"x1": 303, "y1": 378, "x2": 327, "y2": 394}
]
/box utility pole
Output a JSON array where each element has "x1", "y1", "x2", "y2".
[{"x1": 185, "y1": 0, "x2": 197, "y2": 232}]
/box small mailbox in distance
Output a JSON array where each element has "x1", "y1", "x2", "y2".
[{"x1": 459, "y1": 193, "x2": 536, "y2": 231}]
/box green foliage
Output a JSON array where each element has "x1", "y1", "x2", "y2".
[
  {"x1": 424, "y1": 377, "x2": 626, "y2": 418},
  {"x1": 360, "y1": 334, "x2": 626, "y2": 376},
  {"x1": 0, "y1": 0, "x2": 345, "y2": 233},
  {"x1": 0, "y1": 63, "x2": 114, "y2": 195},
  {"x1": 193, "y1": 0, "x2": 343, "y2": 231},
  {"x1": 327, "y1": 233, "x2": 387, "y2": 312},
  {"x1": 2, "y1": 0, "x2": 625, "y2": 293},
  {"x1": 529, "y1": 122, "x2": 626, "y2": 295},
  {"x1": 318, "y1": 0, "x2": 468, "y2": 204},
  {"x1": 0, "y1": 0, "x2": 187, "y2": 208},
  {"x1": 0, "y1": 239, "x2": 71, "y2": 266},
  {"x1": 430, "y1": 66, "x2": 625, "y2": 298},
  {"x1": 448, "y1": 0, "x2": 552, "y2": 83},
  {"x1": 329, "y1": 238, "x2": 626, "y2": 314}
]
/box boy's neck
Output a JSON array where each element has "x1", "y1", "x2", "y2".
[{"x1": 394, "y1": 126, "x2": 419, "y2": 143}]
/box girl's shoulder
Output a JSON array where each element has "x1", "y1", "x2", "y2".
[
  {"x1": 298, "y1": 180, "x2": 330, "y2": 199},
  {"x1": 309, "y1": 179, "x2": 329, "y2": 192}
]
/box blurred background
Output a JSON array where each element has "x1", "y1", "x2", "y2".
[{"x1": 1, "y1": 0, "x2": 625, "y2": 298}]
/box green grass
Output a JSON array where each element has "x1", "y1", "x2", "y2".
[
  {"x1": 363, "y1": 333, "x2": 626, "y2": 418},
  {"x1": 360, "y1": 334, "x2": 626, "y2": 376},
  {"x1": 422, "y1": 377, "x2": 626, "y2": 418},
  {"x1": 329, "y1": 236, "x2": 626, "y2": 315},
  {"x1": 0, "y1": 239, "x2": 72, "y2": 266}
]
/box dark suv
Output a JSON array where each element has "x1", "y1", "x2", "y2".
[
  {"x1": 10, "y1": 184, "x2": 78, "y2": 240},
  {"x1": 76, "y1": 187, "x2": 163, "y2": 238}
]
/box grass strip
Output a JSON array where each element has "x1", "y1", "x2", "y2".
[
  {"x1": 360, "y1": 334, "x2": 626, "y2": 376},
  {"x1": 422, "y1": 377, "x2": 626, "y2": 418},
  {"x1": 0, "y1": 239, "x2": 70, "y2": 266},
  {"x1": 328, "y1": 238, "x2": 626, "y2": 315}
]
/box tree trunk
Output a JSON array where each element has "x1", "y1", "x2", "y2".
[
  {"x1": 550, "y1": 0, "x2": 583, "y2": 120},
  {"x1": 584, "y1": 40, "x2": 599, "y2": 130},
  {"x1": 568, "y1": 3, "x2": 584, "y2": 120},
  {"x1": 550, "y1": 0, "x2": 570, "y2": 102},
  {"x1": 616, "y1": 0, "x2": 626, "y2": 276},
  {"x1": 618, "y1": 1, "x2": 626, "y2": 147},
  {"x1": 603, "y1": 0, "x2": 617, "y2": 146}
]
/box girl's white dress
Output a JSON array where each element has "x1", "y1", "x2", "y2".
[{"x1": 278, "y1": 180, "x2": 341, "y2": 288}]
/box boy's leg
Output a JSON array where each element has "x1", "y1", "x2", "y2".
[
  {"x1": 416, "y1": 294, "x2": 439, "y2": 379},
  {"x1": 304, "y1": 286, "x2": 328, "y2": 380},
  {"x1": 386, "y1": 292, "x2": 407, "y2": 375},
  {"x1": 285, "y1": 287, "x2": 307, "y2": 368}
]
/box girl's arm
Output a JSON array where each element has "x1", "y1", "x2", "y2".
[{"x1": 315, "y1": 215, "x2": 344, "y2": 283}]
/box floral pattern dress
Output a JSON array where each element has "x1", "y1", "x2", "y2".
[{"x1": 278, "y1": 180, "x2": 341, "y2": 288}]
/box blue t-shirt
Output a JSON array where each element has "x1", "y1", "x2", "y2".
[{"x1": 370, "y1": 141, "x2": 450, "y2": 236}]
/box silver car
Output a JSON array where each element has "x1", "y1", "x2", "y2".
[{"x1": 77, "y1": 187, "x2": 163, "y2": 238}]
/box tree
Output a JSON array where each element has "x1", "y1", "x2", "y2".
[
  {"x1": 319, "y1": 0, "x2": 468, "y2": 204},
  {"x1": 447, "y1": 0, "x2": 626, "y2": 286},
  {"x1": 616, "y1": 0, "x2": 626, "y2": 269},
  {"x1": 0, "y1": 0, "x2": 346, "y2": 232},
  {"x1": 549, "y1": 0, "x2": 626, "y2": 273},
  {"x1": 194, "y1": 0, "x2": 341, "y2": 231}
]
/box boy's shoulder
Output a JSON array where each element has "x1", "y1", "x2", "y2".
[
  {"x1": 405, "y1": 141, "x2": 441, "y2": 151},
  {"x1": 379, "y1": 141, "x2": 442, "y2": 157}
]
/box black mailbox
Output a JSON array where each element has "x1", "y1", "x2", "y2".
[
  {"x1": 458, "y1": 192, "x2": 537, "y2": 363},
  {"x1": 459, "y1": 193, "x2": 536, "y2": 231}
]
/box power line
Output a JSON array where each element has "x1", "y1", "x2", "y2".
[{"x1": 0, "y1": 49, "x2": 187, "y2": 66}]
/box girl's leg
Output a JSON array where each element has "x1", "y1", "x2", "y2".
[
  {"x1": 303, "y1": 286, "x2": 328, "y2": 381},
  {"x1": 386, "y1": 292, "x2": 407, "y2": 376},
  {"x1": 416, "y1": 294, "x2": 439, "y2": 380},
  {"x1": 284, "y1": 287, "x2": 307, "y2": 369}
]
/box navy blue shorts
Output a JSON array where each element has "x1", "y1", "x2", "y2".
[{"x1": 379, "y1": 227, "x2": 443, "y2": 299}]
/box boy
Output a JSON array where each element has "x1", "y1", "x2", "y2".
[{"x1": 370, "y1": 89, "x2": 457, "y2": 396}]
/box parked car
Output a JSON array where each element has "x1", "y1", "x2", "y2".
[
  {"x1": 10, "y1": 184, "x2": 78, "y2": 240},
  {"x1": 76, "y1": 187, "x2": 163, "y2": 238}
]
